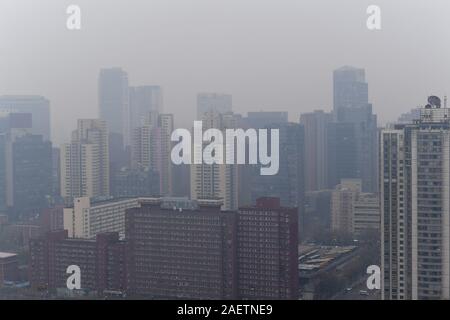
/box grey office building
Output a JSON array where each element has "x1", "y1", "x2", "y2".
[
  {"x1": 8, "y1": 134, "x2": 52, "y2": 220},
  {"x1": 98, "y1": 68, "x2": 130, "y2": 146},
  {"x1": 0, "y1": 95, "x2": 51, "y2": 141},
  {"x1": 329, "y1": 66, "x2": 378, "y2": 192},
  {"x1": 197, "y1": 93, "x2": 232, "y2": 119},
  {"x1": 129, "y1": 85, "x2": 163, "y2": 131},
  {"x1": 333, "y1": 66, "x2": 368, "y2": 111}
]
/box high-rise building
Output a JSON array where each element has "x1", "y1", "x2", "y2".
[
  {"x1": 329, "y1": 66, "x2": 378, "y2": 192},
  {"x1": 331, "y1": 179, "x2": 380, "y2": 238},
  {"x1": 129, "y1": 85, "x2": 163, "y2": 131},
  {"x1": 237, "y1": 197, "x2": 298, "y2": 300},
  {"x1": 197, "y1": 93, "x2": 232, "y2": 119},
  {"x1": 190, "y1": 110, "x2": 239, "y2": 211},
  {"x1": 51, "y1": 148, "x2": 61, "y2": 201},
  {"x1": 249, "y1": 122, "x2": 305, "y2": 240},
  {"x1": 125, "y1": 197, "x2": 237, "y2": 299},
  {"x1": 60, "y1": 119, "x2": 109, "y2": 201},
  {"x1": 60, "y1": 143, "x2": 100, "y2": 201},
  {"x1": 240, "y1": 111, "x2": 289, "y2": 208},
  {"x1": 131, "y1": 123, "x2": 155, "y2": 170},
  {"x1": 171, "y1": 163, "x2": 191, "y2": 198},
  {"x1": 381, "y1": 97, "x2": 450, "y2": 300},
  {"x1": 300, "y1": 110, "x2": 332, "y2": 191},
  {"x1": 331, "y1": 179, "x2": 362, "y2": 235},
  {"x1": 157, "y1": 114, "x2": 174, "y2": 196},
  {"x1": 333, "y1": 66, "x2": 368, "y2": 111},
  {"x1": 327, "y1": 122, "x2": 358, "y2": 189},
  {"x1": 112, "y1": 167, "x2": 160, "y2": 198},
  {"x1": 98, "y1": 68, "x2": 130, "y2": 143},
  {"x1": 74, "y1": 119, "x2": 110, "y2": 196},
  {"x1": 336, "y1": 105, "x2": 378, "y2": 192},
  {"x1": 0, "y1": 96, "x2": 51, "y2": 141},
  {"x1": 0, "y1": 112, "x2": 32, "y2": 134},
  {"x1": 352, "y1": 192, "x2": 380, "y2": 238},
  {"x1": 6, "y1": 134, "x2": 52, "y2": 221},
  {"x1": 304, "y1": 190, "x2": 333, "y2": 236},
  {"x1": 1, "y1": 114, "x2": 34, "y2": 217},
  {"x1": 131, "y1": 113, "x2": 173, "y2": 196},
  {"x1": 251, "y1": 122, "x2": 305, "y2": 211},
  {"x1": 0, "y1": 134, "x2": 6, "y2": 213}
]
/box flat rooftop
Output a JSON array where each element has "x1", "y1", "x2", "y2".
[
  {"x1": 298, "y1": 245, "x2": 357, "y2": 276},
  {"x1": 0, "y1": 252, "x2": 18, "y2": 259}
]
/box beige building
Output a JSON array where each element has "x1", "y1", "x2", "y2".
[
  {"x1": 331, "y1": 179, "x2": 379, "y2": 238},
  {"x1": 131, "y1": 113, "x2": 173, "y2": 196},
  {"x1": 331, "y1": 179, "x2": 361, "y2": 235},
  {"x1": 60, "y1": 119, "x2": 109, "y2": 202},
  {"x1": 63, "y1": 196, "x2": 146, "y2": 239},
  {"x1": 132, "y1": 124, "x2": 153, "y2": 170},
  {"x1": 190, "y1": 110, "x2": 239, "y2": 211},
  {"x1": 352, "y1": 192, "x2": 380, "y2": 237}
]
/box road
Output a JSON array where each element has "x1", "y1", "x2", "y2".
[{"x1": 332, "y1": 276, "x2": 381, "y2": 300}]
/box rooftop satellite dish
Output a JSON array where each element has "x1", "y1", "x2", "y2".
[{"x1": 428, "y1": 96, "x2": 441, "y2": 108}]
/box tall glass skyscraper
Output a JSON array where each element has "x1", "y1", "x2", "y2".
[
  {"x1": 98, "y1": 68, "x2": 130, "y2": 146},
  {"x1": 328, "y1": 66, "x2": 378, "y2": 192},
  {"x1": 333, "y1": 66, "x2": 369, "y2": 112}
]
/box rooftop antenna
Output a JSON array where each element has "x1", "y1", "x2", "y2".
[{"x1": 445, "y1": 96, "x2": 448, "y2": 108}]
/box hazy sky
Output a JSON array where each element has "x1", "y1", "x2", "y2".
[{"x1": 1, "y1": 0, "x2": 450, "y2": 145}]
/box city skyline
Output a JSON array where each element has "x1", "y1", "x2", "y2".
[
  {"x1": 0, "y1": 63, "x2": 440, "y2": 147},
  {"x1": 2, "y1": 0, "x2": 450, "y2": 145},
  {"x1": 2, "y1": 0, "x2": 450, "y2": 303}
]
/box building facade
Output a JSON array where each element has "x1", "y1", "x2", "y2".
[
  {"x1": 7, "y1": 134, "x2": 52, "y2": 220},
  {"x1": 125, "y1": 197, "x2": 238, "y2": 299},
  {"x1": 129, "y1": 85, "x2": 163, "y2": 131},
  {"x1": 132, "y1": 113, "x2": 173, "y2": 196},
  {"x1": 60, "y1": 119, "x2": 109, "y2": 202},
  {"x1": 330, "y1": 66, "x2": 378, "y2": 192},
  {"x1": 331, "y1": 179, "x2": 379, "y2": 238},
  {"x1": 300, "y1": 110, "x2": 332, "y2": 191},
  {"x1": 63, "y1": 197, "x2": 144, "y2": 239},
  {"x1": 29, "y1": 230, "x2": 126, "y2": 294},
  {"x1": 237, "y1": 197, "x2": 298, "y2": 299},
  {"x1": 190, "y1": 110, "x2": 239, "y2": 211},
  {"x1": 381, "y1": 97, "x2": 450, "y2": 300},
  {"x1": 0, "y1": 95, "x2": 51, "y2": 141},
  {"x1": 331, "y1": 179, "x2": 361, "y2": 236},
  {"x1": 98, "y1": 68, "x2": 130, "y2": 146}
]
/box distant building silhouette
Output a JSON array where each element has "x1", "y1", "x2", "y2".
[
  {"x1": 300, "y1": 110, "x2": 332, "y2": 191},
  {"x1": 196, "y1": 93, "x2": 232, "y2": 119},
  {"x1": 98, "y1": 68, "x2": 130, "y2": 146},
  {"x1": 0, "y1": 95, "x2": 51, "y2": 141},
  {"x1": 328, "y1": 66, "x2": 378, "y2": 192}
]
